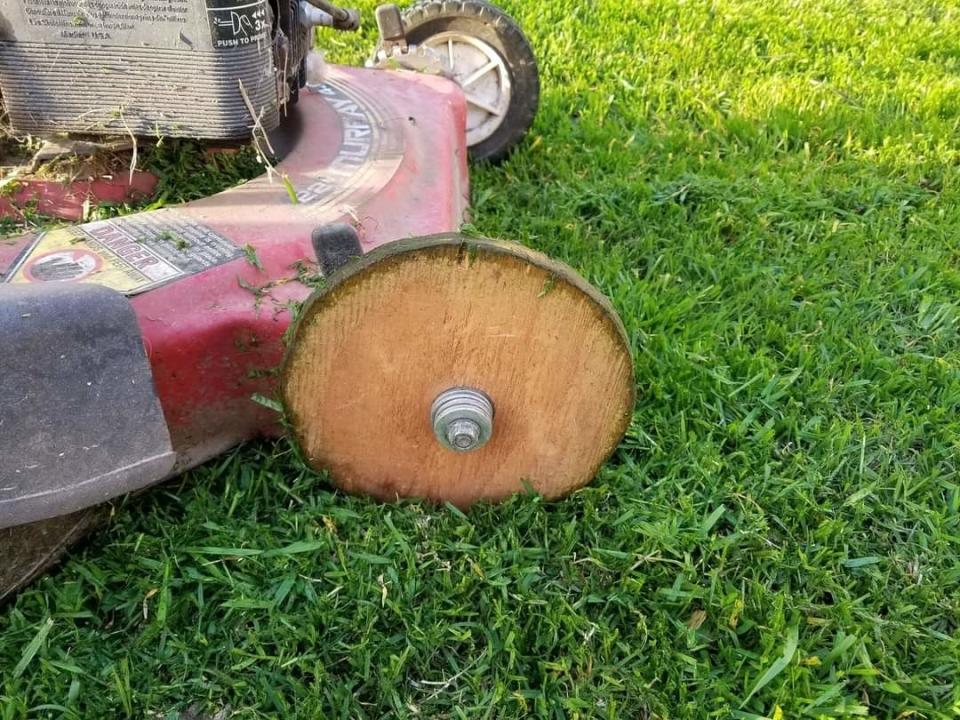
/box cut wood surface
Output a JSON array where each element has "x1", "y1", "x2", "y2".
[{"x1": 282, "y1": 234, "x2": 635, "y2": 506}]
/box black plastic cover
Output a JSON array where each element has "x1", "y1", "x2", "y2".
[
  {"x1": 0, "y1": 283, "x2": 175, "y2": 530},
  {"x1": 312, "y1": 222, "x2": 363, "y2": 276}
]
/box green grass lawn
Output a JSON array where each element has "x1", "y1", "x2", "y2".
[{"x1": 3, "y1": 0, "x2": 960, "y2": 717}]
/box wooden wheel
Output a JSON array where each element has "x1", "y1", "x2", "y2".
[{"x1": 281, "y1": 234, "x2": 635, "y2": 506}]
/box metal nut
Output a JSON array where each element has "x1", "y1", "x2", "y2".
[
  {"x1": 447, "y1": 418, "x2": 481, "y2": 450},
  {"x1": 431, "y1": 387, "x2": 494, "y2": 453}
]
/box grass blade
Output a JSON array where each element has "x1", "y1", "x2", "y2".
[
  {"x1": 261, "y1": 540, "x2": 326, "y2": 557},
  {"x1": 13, "y1": 618, "x2": 54, "y2": 679},
  {"x1": 741, "y1": 624, "x2": 799, "y2": 707}
]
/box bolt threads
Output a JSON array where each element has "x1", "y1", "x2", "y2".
[{"x1": 431, "y1": 388, "x2": 494, "y2": 453}]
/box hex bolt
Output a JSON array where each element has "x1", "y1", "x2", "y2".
[
  {"x1": 431, "y1": 388, "x2": 494, "y2": 453},
  {"x1": 447, "y1": 418, "x2": 481, "y2": 450}
]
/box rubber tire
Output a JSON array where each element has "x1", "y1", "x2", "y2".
[{"x1": 400, "y1": 1, "x2": 539, "y2": 162}]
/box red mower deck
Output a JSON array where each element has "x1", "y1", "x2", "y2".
[
  {"x1": 0, "y1": 171, "x2": 157, "y2": 223},
  {"x1": 0, "y1": 66, "x2": 469, "y2": 480}
]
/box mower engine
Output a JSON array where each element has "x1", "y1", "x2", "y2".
[{"x1": 0, "y1": 0, "x2": 333, "y2": 140}]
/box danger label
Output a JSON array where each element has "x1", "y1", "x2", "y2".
[{"x1": 4, "y1": 212, "x2": 242, "y2": 295}]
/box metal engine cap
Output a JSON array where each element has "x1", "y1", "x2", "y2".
[{"x1": 430, "y1": 387, "x2": 494, "y2": 453}]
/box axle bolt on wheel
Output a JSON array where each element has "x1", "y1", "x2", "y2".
[{"x1": 431, "y1": 387, "x2": 494, "y2": 453}]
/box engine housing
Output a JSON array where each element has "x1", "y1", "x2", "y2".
[{"x1": 0, "y1": 0, "x2": 309, "y2": 140}]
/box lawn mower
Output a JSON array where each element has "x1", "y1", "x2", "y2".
[{"x1": 0, "y1": 1, "x2": 636, "y2": 600}]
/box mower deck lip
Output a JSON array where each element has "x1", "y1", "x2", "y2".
[{"x1": 0, "y1": 452, "x2": 177, "y2": 531}]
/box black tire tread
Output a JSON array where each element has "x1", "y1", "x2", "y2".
[{"x1": 397, "y1": 0, "x2": 539, "y2": 162}]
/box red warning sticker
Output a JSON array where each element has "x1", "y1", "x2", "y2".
[{"x1": 22, "y1": 249, "x2": 103, "y2": 283}]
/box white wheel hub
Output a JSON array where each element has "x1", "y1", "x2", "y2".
[{"x1": 421, "y1": 32, "x2": 511, "y2": 147}]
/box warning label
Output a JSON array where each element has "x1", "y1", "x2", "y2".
[
  {"x1": 18, "y1": 0, "x2": 191, "y2": 44},
  {"x1": 4, "y1": 212, "x2": 242, "y2": 295},
  {"x1": 205, "y1": 0, "x2": 269, "y2": 49},
  {"x1": 14, "y1": 0, "x2": 266, "y2": 48}
]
